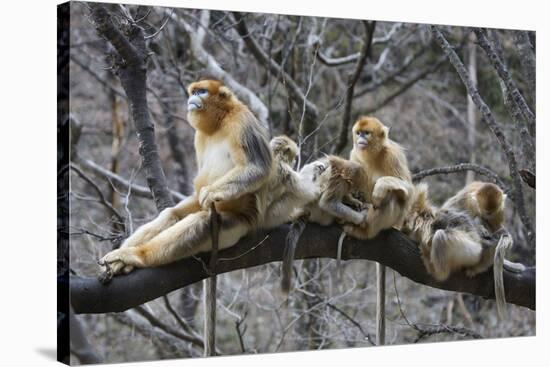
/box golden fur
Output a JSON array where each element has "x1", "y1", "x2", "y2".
[
  {"x1": 344, "y1": 116, "x2": 413, "y2": 239},
  {"x1": 98, "y1": 79, "x2": 273, "y2": 278},
  {"x1": 402, "y1": 182, "x2": 510, "y2": 281}
]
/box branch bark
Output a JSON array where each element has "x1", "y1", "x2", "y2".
[
  {"x1": 71, "y1": 224, "x2": 535, "y2": 314},
  {"x1": 412, "y1": 163, "x2": 507, "y2": 191},
  {"x1": 90, "y1": 4, "x2": 174, "y2": 211},
  {"x1": 168, "y1": 10, "x2": 270, "y2": 126},
  {"x1": 231, "y1": 12, "x2": 319, "y2": 124},
  {"x1": 332, "y1": 21, "x2": 375, "y2": 154},
  {"x1": 473, "y1": 28, "x2": 535, "y2": 137}
]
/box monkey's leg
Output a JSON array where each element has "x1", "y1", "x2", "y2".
[
  {"x1": 120, "y1": 195, "x2": 201, "y2": 249},
  {"x1": 343, "y1": 199, "x2": 403, "y2": 240},
  {"x1": 99, "y1": 211, "x2": 249, "y2": 275},
  {"x1": 431, "y1": 229, "x2": 482, "y2": 281},
  {"x1": 464, "y1": 229, "x2": 509, "y2": 277}
]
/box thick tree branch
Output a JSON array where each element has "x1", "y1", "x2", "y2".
[
  {"x1": 513, "y1": 30, "x2": 536, "y2": 105},
  {"x1": 71, "y1": 224, "x2": 535, "y2": 314}
]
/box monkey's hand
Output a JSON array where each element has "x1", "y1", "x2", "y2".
[
  {"x1": 199, "y1": 186, "x2": 225, "y2": 209},
  {"x1": 358, "y1": 209, "x2": 369, "y2": 227}
]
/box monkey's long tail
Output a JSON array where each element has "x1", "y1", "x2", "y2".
[
  {"x1": 281, "y1": 217, "x2": 307, "y2": 295},
  {"x1": 337, "y1": 231, "x2": 347, "y2": 280},
  {"x1": 494, "y1": 234, "x2": 513, "y2": 320},
  {"x1": 204, "y1": 203, "x2": 220, "y2": 356}
]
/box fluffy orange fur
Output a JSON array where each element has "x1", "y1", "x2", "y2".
[
  {"x1": 345, "y1": 116, "x2": 412, "y2": 239},
  {"x1": 98, "y1": 79, "x2": 273, "y2": 278},
  {"x1": 441, "y1": 181, "x2": 505, "y2": 232}
]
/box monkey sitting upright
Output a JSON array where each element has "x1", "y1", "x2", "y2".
[
  {"x1": 98, "y1": 79, "x2": 274, "y2": 278},
  {"x1": 343, "y1": 116, "x2": 413, "y2": 240}
]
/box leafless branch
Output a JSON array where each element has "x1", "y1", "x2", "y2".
[
  {"x1": 70, "y1": 162, "x2": 124, "y2": 224},
  {"x1": 75, "y1": 158, "x2": 186, "y2": 201},
  {"x1": 412, "y1": 163, "x2": 507, "y2": 190},
  {"x1": 332, "y1": 21, "x2": 376, "y2": 154},
  {"x1": 431, "y1": 26, "x2": 534, "y2": 246},
  {"x1": 71, "y1": 224, "x2": 535, "y2": 314},
  {"x1": 473, "y1": 28, "x2": 535, "y2": 137}
]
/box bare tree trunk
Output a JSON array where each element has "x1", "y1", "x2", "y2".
[
  {"x1": 108, "y1": 69, "x2": 126, "y2": 236},
  {"x1": 90, "y1": 4, "x2": 174, "y2": 211}
]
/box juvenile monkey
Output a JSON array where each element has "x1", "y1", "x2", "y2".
[
  {"x1": 98, "y1": 79, "x2": 273, "y2": 277},
  {"x1": 259, "y1": 135, "x2": 318, "y2": 229},
  {"x1": 344, "y1": 117, "x2": 413, "y2": 240},
  {"x1": 403, "y1": 183, "x2": 506, "y2": 280},
  {"x1": 343, "y1": 116, "x2": 413, "y2": 345},
  {"x1": 300, "y1": 155, "x2": 370, "y2": 226}
]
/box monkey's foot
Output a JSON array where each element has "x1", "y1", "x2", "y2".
[
  {"x1": 98, "y1": 248, "x2": 143, "y2": 279},
  {"x1": 343, "y1": 224, "x2": 370, "y2": 240}
]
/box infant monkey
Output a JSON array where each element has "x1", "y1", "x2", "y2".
[{"x1": 279, "y1": 155, "x2": 371, "y2": 293}]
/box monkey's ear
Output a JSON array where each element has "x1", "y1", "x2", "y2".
[
  {"x1": 502, "y1": 194, "x2": 508, "y2": 204},
  {"x1": 381, "y1": 125, "x2": 390, "y2": 138},
  {"x1": 218, "y1": 86, "x2": 232, "y2": 98}
]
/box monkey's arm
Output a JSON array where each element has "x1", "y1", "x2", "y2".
[
  {"x1": 343, "y1": 193, "x2": 365, "y2": 210},
  {"x1": 371, "y1": 176, "x2": 412, "y2": 207},
  {"x1": 344, "y1": 199, "x2": 405, "y2": 239},
  {"x1": 200, "y1": 129, "x2": 272, "y2": 206},
  {"x1": 319, "y1": 194, "x2": 367, "y2": 226}
]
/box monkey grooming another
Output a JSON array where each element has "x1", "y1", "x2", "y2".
[{"x1": 402, "y1": 181, "x2": 525, "y2": 317}]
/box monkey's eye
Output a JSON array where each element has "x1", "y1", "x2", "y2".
[{"x1": 193, "y1": 88, "x2": 208, "y2": 96}]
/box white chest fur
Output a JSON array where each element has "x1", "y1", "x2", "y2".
[{"x1": 199, "y1": 140, "x2": 234, "y2": 183}]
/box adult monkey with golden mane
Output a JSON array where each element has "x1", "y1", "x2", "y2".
[
  {"x1": 344, "y1": 116, "x2": 413, "y2": 345},
  {"x1": 98, "y1": 79, "x2": 273, "y2": 276}
]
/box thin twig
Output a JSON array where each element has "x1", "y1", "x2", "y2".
[
  {"x1": 431, "y1": 26, "x2": 534, "y2": 246},
  {"x1": 70, "y1": 162, "x2": 124, "y2": 224}
]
